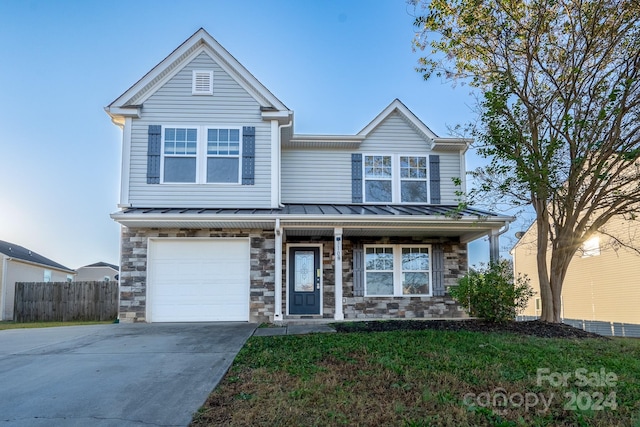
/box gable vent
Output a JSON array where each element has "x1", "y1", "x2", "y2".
[{"x1": 192, "y1": 70, "x2": 213, "y2": 95}]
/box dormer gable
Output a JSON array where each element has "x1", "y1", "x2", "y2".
[{"x1": 105, "y1": 28, "x2": 291, "y2": 126}]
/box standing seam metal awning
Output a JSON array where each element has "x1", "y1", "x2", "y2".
[{"x1": 111, "y1": 204, "x2": 513, "y2": 242}]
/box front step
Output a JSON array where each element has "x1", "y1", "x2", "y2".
[{"x1": 280, "y1": 315, "x2": 334, "y2": 325}]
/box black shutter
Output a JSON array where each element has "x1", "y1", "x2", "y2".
[
  {"x1": 352, "y1": 153, "x2": 363, "y2": 203},
  {"x1": 353, "y1": 244, "x2": 364, "y2": 296},
  {"x1": 147, "y1": 125, "x2": 162, "y2": 184},
  {"x1": 429, "y1": 155, "x2": 441, "y2": 204},
  {"x1": 432, "y1": 244, "x2": 445, "y2": 296},
  {"x1": 242, "y1": 126, "x2": 255, "y2": 185}
]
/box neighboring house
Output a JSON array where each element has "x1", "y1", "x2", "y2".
[
  {"x1": 513, "y1": 218, "x2": 640, "y2": 327},
  {"x1": 105, "y1": 28, "x2": 512, "y2": 323},
  {"x1": 0, "y1": 240, "x2": 75, "y2": 320},
  {"x1": 75, "y1": 262, "x2": 119, "y2": 282}
]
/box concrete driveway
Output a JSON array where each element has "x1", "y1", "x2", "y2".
[{"x1": 0, "y1": 322, "x2": 257, "y2": 426}]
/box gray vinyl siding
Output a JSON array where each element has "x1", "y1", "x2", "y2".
[
  {"x1": 359, "y1": 111, "x2": 429, "y2": 152},
  {"x1": 127, "y1": 52, "x2": 272, "y2": 208},
  {"x1": 438, "y1": 154, "x2": 462, "y2": 205},
  {"x1": 281, "y1": 111, "x2": 463, "y2": 204},
  {"x1": 281, "y1": 150, "x2": 352, "y2": 203}
]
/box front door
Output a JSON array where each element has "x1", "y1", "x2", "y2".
[{"x1": 289, "y1": 247, "x2": 321, "y2": 315}]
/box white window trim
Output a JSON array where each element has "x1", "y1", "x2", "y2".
[
  {"x1": 205, "y1": 127, "x2": 242, "y2": 184},
  {"x1": 192, "y1": 70, "x2": 213, "y2": 95},
  {"x1": 160, "y1": 125, "x2": 243, "y2": 185},
  {"x1": 362, "y1": 153, "x2": 430, "y2": 204},
  {"x1": 364, "y1": 244, "x2": 432, "y2": 297}
]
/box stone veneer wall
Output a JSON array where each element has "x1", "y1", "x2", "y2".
[
  {"x1": 120, "y1": 227, "x2": 468, "y2": 323},
  {"x1": 283, "y1": 236, "x2": 468, "y2": 320},
  {"x1": 342, "y1": 237, "x2": 468, "y2": 319},
  {"x1": 119, "y1": 227, "x2": 275, "y2": 323}
]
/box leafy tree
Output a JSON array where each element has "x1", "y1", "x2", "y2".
[
  {"x1": 411, "y1": 0, "x2": 640, "y2": 322},
  {"x1": 450, "y1": 260, "x2": 534, "y2": 323}
]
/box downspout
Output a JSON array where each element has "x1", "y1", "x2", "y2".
[
  {"x1": 277, "y1": 117, "x2": 293, "y2": 208},
  {"x1": 489, "y1": 222, "x2": 510, "y2": 263},
  {"x1": 0, "y1": 255, "x2": 7, "y2": 321},
  {"x1": 274, "y1": 218, "x2": 283, "y2": 322}
]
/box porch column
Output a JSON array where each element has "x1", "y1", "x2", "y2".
[
  {"x1": 334, "y1": 227, "x2": 344, "y2": 320},
  {"x1": 489, "y1": 229, "x2": 500, "y2": 263},
  {"x1": 274, "y1": 219, "x2": 283, "y2": 322}
]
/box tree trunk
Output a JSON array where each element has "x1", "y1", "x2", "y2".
[
  {"x1": 546, "y1": 244, "x2": 575, "y2": 323},
  {"x1": 536, "y1": 214, "x2": 556, "y2": 322}
]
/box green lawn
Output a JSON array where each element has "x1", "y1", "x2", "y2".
[
  {"x1": 0, "y1": 320, "x2": 114, "y2": 331},
  {"x1": 192, "y1": 329, "x2": 640, "y2": 427}
]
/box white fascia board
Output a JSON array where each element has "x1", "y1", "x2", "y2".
[
  {"x1": 432, "y1": 137, "x2": 472, "y2": 153},
  {"x1": 105, "y1": 107, "x2": 141, "y2": 125},
  {"x1": 261, "y1": 110, "x2": 292, "y2": 120},
  {"x1": 290, "y1": 134, "x2": 364, "y2": 142},
  {"x1": 110, "y1": 211, "x2": 512, "y2": 229},
  {"x1": 358, "y1": 99, "x2": 439, "y2": 140},
  {"x1": 108, "y1": 29, "x2": 288, "y2": 115},
  {"x1": 5, "y1": 258, "x2": 75, "y2": 275},
  {"x1": 286, "y1": 134, "x2": 364, "y2": 149}
]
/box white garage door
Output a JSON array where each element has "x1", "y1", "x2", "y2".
[{"x1": 147, "y1": 239, "x2": 250, "y2": 322}]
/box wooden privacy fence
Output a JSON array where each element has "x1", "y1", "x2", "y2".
[{"x1": 14, "y1": 281, "x2": 118, "y2": 322}]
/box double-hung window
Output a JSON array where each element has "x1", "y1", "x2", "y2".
[
  {"x1": 400, "y1": 156, "x2": 428, "y2": 202},
  {"x1": 364, "y1": 155, "x2": 393, "y2": 202},
  {"x1": 207, "y1": 128, "x2": 240, "y2": 183},
  {"x1": 364, "y1": 245, "x2": 431, "y2": 296},
  {"x1": 161, "y1": 126, "x2": 241, "y2": 184},
  {"x1": 163, "y1": 128, "x2": 198, "y2": 183},
  {"x1": 363, "y1": 154, "x2": 429, "y2": 203}
]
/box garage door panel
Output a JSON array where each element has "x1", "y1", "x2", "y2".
[{"x1": 148, "y1": 239, "x2": 250, "y2": 322}]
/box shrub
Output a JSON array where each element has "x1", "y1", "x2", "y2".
[{"x1": 450, "y1": 260, "x2": 534, "y2": 323}]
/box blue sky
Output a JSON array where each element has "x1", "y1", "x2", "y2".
[{"x1": 0, "y1": 0, "x2": 505, "y2": 269}]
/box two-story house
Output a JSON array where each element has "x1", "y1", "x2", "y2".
[{"x1": 106, "y1": 28, "x2": 512, "y2": 323}]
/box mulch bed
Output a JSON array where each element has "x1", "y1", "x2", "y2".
[{"x1": 333, "y1": 319, "x2": 606, "y2": 339}]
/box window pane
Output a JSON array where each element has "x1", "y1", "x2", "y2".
[
  {"x1": 164, "y1": 141, "x2": 175, "y2": 154},
  {"x1": 402, "y1": 248, "x2": 429, "y2": 270},
  {"x1": 364, "y1": 155, "x2": 392, "y2": 178},
  {"x1": 365, "y1": 247, "x2": 393, "y2": 270},
  {"x1": 365, "y1": 180, "x2": 392, "y2": 202},
  {"x1": 401, "y1": 181, "x2": 428, "y2": 203},
  {"x1": 165, "y1": 128, "x2": 197, "y2": 155},
  {"x1": 366, "y1": 272, "x2": 394, "y2": 295},
  {"x1": 208, "y1": 128, "x2": 239, "y2": 155},
  {"x1": 400, "y1": 156, "x2": 427, "y2": 179},
  {"x1": 402, "y1": 272, "x2": 430, "y2": 295},
  {"x1": 207, "y1": 157, "x2": 239, "y2": 183},
  {"x1": 164, "y1": 157, "x2": 196, "y2": 182}
]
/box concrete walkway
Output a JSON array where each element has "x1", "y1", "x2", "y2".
[
  {"x1": 253, "y1": 323, "x2": 336, "y2": 336},
  {"x1": 0, "y1": 322, "x2": 256, "y2": 427}
]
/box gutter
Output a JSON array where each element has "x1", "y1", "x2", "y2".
[
  {"x1": 3, "y1": 257, "x2": 76, "y2": 275},
  {"x1": 110, "y1": 211, "x2": 513, "y2": 224}
]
